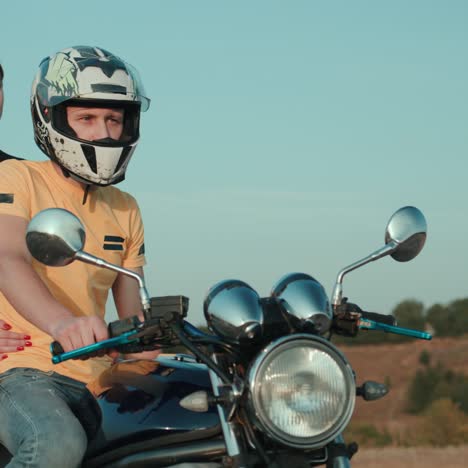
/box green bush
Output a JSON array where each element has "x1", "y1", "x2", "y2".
[
  {"x1": 406, "y1": 362, "x2": 444, "y2": 413},
  {"x1": 415, "y1": 399, "x2": 468, "y2": 446},
  {"x1": 427, "y1": 298, "x2": 468, "y2": 336},
  {"x1": 406, "y1": 356, "x2": 468, "y2": 415},
  {"x1": 418, "y1": 349, "x2": 431, "y2": 366},
  {"x1": 343, "y1": 422, "x2": 392, "y2": 448}
]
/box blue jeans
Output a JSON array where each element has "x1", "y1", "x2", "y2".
[{"x1": 0, "y1": 368, "x2": 96, "y2": 468}]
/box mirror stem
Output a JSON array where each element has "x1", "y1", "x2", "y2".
[
  {"x1": 331, "y1": 241, "x2": 397, "y2": 308},
  {"x1": 75, "y1": 251, "x2": 151, "y2": 314}
]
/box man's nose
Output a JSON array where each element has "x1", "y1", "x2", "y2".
[{"x1": 91, "y1": 119, "x2": 111, "y2": 140}]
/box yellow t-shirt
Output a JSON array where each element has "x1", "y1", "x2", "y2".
[{"x1": 0, "y1": 160, "x2": 146, "y2": 383}]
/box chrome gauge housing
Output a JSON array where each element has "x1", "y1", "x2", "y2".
[
  {"x1": 246, "y1": 335, "x2": 355, "y2": 449},
  {"x1": 271, "y1": 273, "x2": 332, "y2": 334},
  {"x1": 204, "y1": 279, "x2": 263, "y2": 344}
]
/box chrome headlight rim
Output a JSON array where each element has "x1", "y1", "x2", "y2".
[{"x1": 247, "y1": 334, "x2": 355, "y2": 449}]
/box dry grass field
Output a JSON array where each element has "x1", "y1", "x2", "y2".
[
  {"x1": 335, "y1": 337, "x2": 468, "y2": 466},
  {"x1": 352, "y1": 446, "x2": 468, "y2": 468},
  {"x1": 339, "y1": 336, "x2": 468, "y2": 433}
]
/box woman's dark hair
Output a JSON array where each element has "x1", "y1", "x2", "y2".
[{"x1": 0, "y1": 64, "x2": 3, "y2": 81}]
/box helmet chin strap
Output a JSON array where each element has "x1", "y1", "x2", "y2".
[
  {"x1": 59, "y1": 166, "x2": 92, "y2": 205},
  {"x1": 82, "y1": 185, "x2": 91, "y2": 205}
]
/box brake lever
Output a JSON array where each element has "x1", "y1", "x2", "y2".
[
  {"x1": 332, "y1": 311, "x2": 432, "y2": 341},
  {"x1": 358, "y1": 319, "x2": 432, "y2": 340}
]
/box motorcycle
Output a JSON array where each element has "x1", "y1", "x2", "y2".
[{"x1": 1, "y1": 206, "x2": 431, "y2": 467}]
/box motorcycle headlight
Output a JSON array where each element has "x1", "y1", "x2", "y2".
[{"x1": 247, "y1": 335, "x2": 355, "y2": 449}]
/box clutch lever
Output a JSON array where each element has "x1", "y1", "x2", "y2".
[
  {"x1": 50, "y1": 330, "x2": 141, "y2": 364},
  {"x1": 51, "y1": 315, "x2": 182, "y2": 364}
]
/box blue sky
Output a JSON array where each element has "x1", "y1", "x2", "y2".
[{"x1": 1, "y1": 1, "x2": 467, "y2": 325}]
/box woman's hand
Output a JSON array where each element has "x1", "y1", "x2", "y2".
[{"x1": 0, "y1": 319, "x2": 32, "y2": 360}]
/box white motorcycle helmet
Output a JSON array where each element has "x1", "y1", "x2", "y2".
[{"x1": 31, "y1": 46, "x2": 150, "y2": 186}]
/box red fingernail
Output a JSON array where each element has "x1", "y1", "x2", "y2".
[
  {"x1": 1, "y1": 354, "x2": 7, "y2": 360},
  {"x1": 2, "y1": 324, "x2": 11, "y2": 330},
  {"x1": 25, "y1": 341, "x2": 32, "y2": 347},
  {"x1": 17, "y1": 346, "x2": 24, "y2": 351},
  {"x1": 24, "y1": 335, "x2": 31, "y2": 340}
]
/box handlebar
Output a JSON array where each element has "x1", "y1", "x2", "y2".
[
  {"x1": 50, "y1": 297, "x2": 432, "y2": 364},
  {"x1": 360, "y1": 311, "x2": 396, "y2": 327},
  {"x1": 332, "y1": 301, "x2": 432, "y2": 341},
  {"x1": 50, "y1": 315, "x2": 234, "y2": 384},
  {"x1": 51, "y1": 295, "x2": 189, "y2": 364}
]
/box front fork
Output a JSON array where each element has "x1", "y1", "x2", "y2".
[
  {"x1": 208, "y1": 362, "x2": 356, "y2": 468},
  {"x1": 207, "y1": 365, "x2": 247, "y2": 468},
  {"x1": 326, "y1": 433, "x2": 358, "y2": 468}
]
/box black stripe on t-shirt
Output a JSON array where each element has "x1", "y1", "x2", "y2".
[
  {"x1": 0, "y1": 193, "x2": 14, "y2": 204},
  {"x1": 103, "y1": 244, "x2": 124, "y2": 251},
  {"x1": 104, "y1": 235, "x2": 124, "y2": 243}
]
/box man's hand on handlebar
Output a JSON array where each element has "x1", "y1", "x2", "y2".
[{"x1": 49, "y1": 316, "x2": 118, "y2": 359}]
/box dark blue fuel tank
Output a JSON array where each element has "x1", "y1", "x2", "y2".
[{"x1": 85, "y1": 355, "x2": 221, "y2": 457}]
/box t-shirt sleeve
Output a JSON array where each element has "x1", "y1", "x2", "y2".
[
  {"x1": 0, "y1": 161, "x2": 30, "y2": 219},
  {"x1": 123, "y1": 195, "x2": 146, "y2": 269}
]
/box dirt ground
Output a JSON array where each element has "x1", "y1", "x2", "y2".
[
  {"x1": 335, "y1": 338, "x2": 468, "y2": 467},
  {"x1": 351, "y1": 446, "x2": 468, "y2": 468},
  {"x1": 340, "y1": 336, "x2": 468, "y2": 426}
]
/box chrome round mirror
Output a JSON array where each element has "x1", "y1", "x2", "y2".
[
  {"x1": 385, "y1": 206, "x2": 427, "y2": 262},
  {"x1": 26, "y1": 208, "x2": 86, "y2": 266}
]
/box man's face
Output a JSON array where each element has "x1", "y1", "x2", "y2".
[{"x1": 66, "y1": 106, "x2": 124, "y2": 141}]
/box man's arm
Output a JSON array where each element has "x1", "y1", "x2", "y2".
[
  {"x1": 0, "y1": 214, "x2": 108, "y2": 352},
  {"x1": 112, "y1": 267, "x2": 161, "y2": 360},
  {"x1": 112, "y1": 266, "x2": 144, "y2": 319}
]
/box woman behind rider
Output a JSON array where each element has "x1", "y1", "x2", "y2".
[
  {"x1": 0, "y1": 46, "x2": 153, "y2": 467},
  {"x1": 1, "y1": 62, "x2": 30, "y2": 360}
]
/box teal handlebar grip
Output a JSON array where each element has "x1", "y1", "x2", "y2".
[
  {"x1": 359, "y1": 318, "x2": 432, "y2": 340},
  {"x1": 50, "y1": 330, "x2": 140, "y2": 364}
]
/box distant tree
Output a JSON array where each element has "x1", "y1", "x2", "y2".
[
  {"x1": 426, "y1": 303, "x2": 450, "y2": 336},
  {"x1": 448, "y1": 298, "x2": 468, "y2": 336},
  {"x1": 393, "y1": 299, "x2": 425, "y2": 329},
  {"x1": 388, "y1": 299, "x2": 426, "y2": 342},
  {"x1": 427, "y1": 298, "x2": 468, "y2": 337}
]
